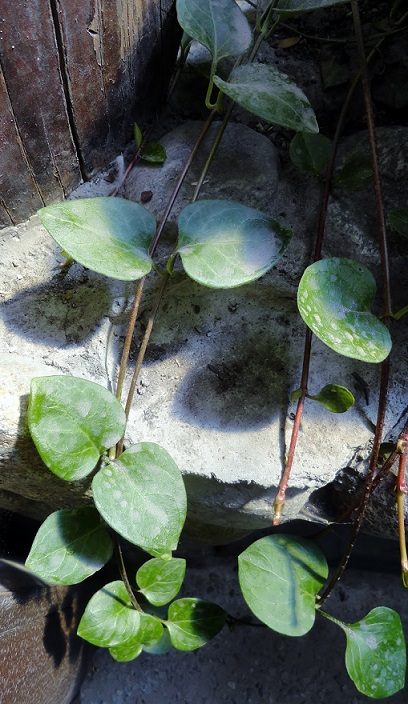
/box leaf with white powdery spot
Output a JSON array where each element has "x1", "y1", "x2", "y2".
[
  {"x1": 297, "y1": 258, "x2": 392, "y2": 363},
  {"x1": 177, "y1": 200, "x2": 291, "y2": 288},
  {"x1": 136, "y1": 558, "x2": 186, "y2": 606},
  {"x1": 92, "y1": 443, "x2": 187, "y2": 559},
  {"x1": 28, "y1": 376, "x2": 126, "y2": 481},
  {"x1": 322, "y1": 607, "x2": 406, "y2": 698},
  {"x1": 214, "y1": 64, "x2": 318, "y2": 133}
]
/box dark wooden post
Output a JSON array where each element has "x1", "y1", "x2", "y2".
[{"x1": 0, "y1": 0, "x2": 179, "y2": 226}]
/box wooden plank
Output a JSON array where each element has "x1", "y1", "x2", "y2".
[
  {"x1": 0, "y1": 0, "x2": 179, "y2": 225},
  {"x1": 0, "y1": 67, "x2": 44, "y2": 226},
  {"x1": 58, "y1": 0, "x2": 179, "y2": 172},
  {"x1": 0, "y1": 0, "x2": 82, "y2": 221}
]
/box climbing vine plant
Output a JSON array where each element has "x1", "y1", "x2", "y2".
[{"x1": 24, "y1": 0, "x2": 408, "y2": 697}]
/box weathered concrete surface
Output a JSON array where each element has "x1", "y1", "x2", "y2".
[{"x1": 1, "y1": 123, "x2": 407, "y2": 539}]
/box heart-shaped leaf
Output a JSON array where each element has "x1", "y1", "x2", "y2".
[
  {"x1": 213, "y1": 64, "x2": 318, "y2": 133},
  {"x1": 275, "y1": 0, "x2": 350, "y2": 16},
  {"x1": 238, "y1": 535, "x2": 328, "y2": 636},
  {"x1": 109, "y1": 613, "x2": 164, "y2": 661},
  {"x1": 290, "y1": 132, "x2": 333, "y2": 176},
  {"x1": 92, "y1": 443, "x2": 187, "y2": 559},
  {"x1": 25, "y1": 507, "x2": 113, "y2": 585},
  {"x1": 166, "y1": 598, "x2": 227, "y2": 651},
  {"x1": 322, "y1": 607, "x2": 406, "y2": 698},
  {"x1": 28, "y1": 376, "x2": 126, "y2": 481},
  {"x1": 78, "y1": 580, "x2": 140, "y2": 647},
  {"x1": 177, "y1": 200, "x2": 291, "y2": 288},
  {"x1": 297, "y1": 258, "x2": 392, "y2": 363},
  {"x1": 309, "y1": 384, "x2": 354, "y2": 413},
  {"x1": 38, "y1": 197, "x2": 155, "y2": 281},
  {"x1": 176, "y1": 0, "x2": 252, "y2": 70},
  {"x1": 136, "y1": 558, "x2": 186, "y2": 606},
  {"x1": 389, "y1": 209, "x2": 408, "y2": 238}
]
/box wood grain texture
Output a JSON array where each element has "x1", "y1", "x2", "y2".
[
  {"x1": 0, "y1": 560, "x2": 91, "y2": 704},
  {"x1": 0, "y1": 0, "x2": 179, "y2": 224}
]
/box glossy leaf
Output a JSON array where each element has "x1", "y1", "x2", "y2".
[
  {"x1": 275, "y1": 0, "x2": 350, "y2": 15},
  {"x1": 78, "y1": 581, "x2": 140, "y2": 647},
  {"x1": 290, "y1": 132, "x2": 333, "y2": 176},
  {"x1": 238, "y1": 535, "x2": 328, "y2": 636},
  {"x1": 309, "y1": 384, "x2": 354, "y2": 413},
  {"x1": 333, "y1": 153, "x2": 373, "y2": 191},
  {"x1": 332, "y1": 608, "x2": 406, "y2": 698},
  {"x1": 26, "y1": 507, "x2": 113, "y2": 585},
  {"x1": 136, "y1": 558, "x2": 186, "y2": 606},
  {"x1": 38, "y1": 197, "x2": 155, "y2": 281},
  {"x1": 109, "y1": 613, "x2": 164, "y2": 661},
  {"x1": 213, "y1": 65, "x2": 318, "y2": 133},
  {"x1": 143, "y1": 627, "x2": 173, "y2": 655},
  {"x1": 166, "y1": 598, "x2": 227, "y2": 651},
  {"x1": 177, "y1": 200, "x2": 291, "y2": 288},
  {"x1": 92, "y1": 443, "x2": 187, "y2": 559},
  {"x1": 141, "y1": 143, "x2": 167, "y2": 164},
  {"x1": 109, "y1": 641, "x2": 143, "y2": 662},
  {"x1": 389, "y1": 209, "x2": 408, "y2": 238},
  {"x1": 176, "y1": 0, "x2": 252, "y2": 69},
  {"x1": 297, "y1": 258, "x2": 392, "y2": 363},
  {"x1": 28, "y1": 376, "x2": 126, "y2": 481}
]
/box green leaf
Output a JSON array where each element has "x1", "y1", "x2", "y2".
[
  {"x1": 388, "y1": 209, "x2": 408, "y2": 238},
  {"x1": 28, "y1": 376, "x2": 126, "y2": 481},
  {"x1": 143, "y1": 627, "x2": 173, "y2": 655},
  {"x1": 77, "y1": 580, "x2": 140, "y2": 647},
  {"x1": 289, "y1": 132, "x2": 333, "y2": 176},
  {"x1": 309, "y1": 384, "x2": 354, "y2": 413},
  {"x1": 141, "y1": 143, "x2": 167, "y2": 164},
  {"x1": 327, "y1": 607, "x2": 406, "y2": 698},
  {"x1": 109, "y1": 641, "x2": 143, "y2": 662},
  {"x1": 134, "y1": 122, "x2": 143, "y2": 150},
  {"x1": 92, "y1": 443, "x2": 187, "y2": 559},
  {"x1": 25, "y1": 507, "x2": 113, "y2": 585},
  {"x1": 274, "y1": 0, "x2": 350, "y2": 16},
  {"x1": 213, "y1": 65, "x2": 318, "y2": 133},
  {"x1": 177, "y1": 200, "x2": 291, "y2": 288},
  {"x1": 297, "y1": 258, "x2": 392, "y2": 363},
  {"x1": 108, "y1": 613, "x2": 164, "y2": 661},
  {"x1": 333, "y1": 153, "x2": 373, "y2": 191},
  {"x1": 238, "y1": 535, "x2": 328, "y2": 636},
  {"x1": 136, "y1": 558, "x2": 186, "y2": 606},
  {"x1": 166, "y1": 598, "x2": 227, "y2": 651},
  {"x1": 38, "y1": 197, "x2": 155, "y2": 281},
  {"x1": 176, "y1": 0, "x2": 252, "y2": 70}
]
